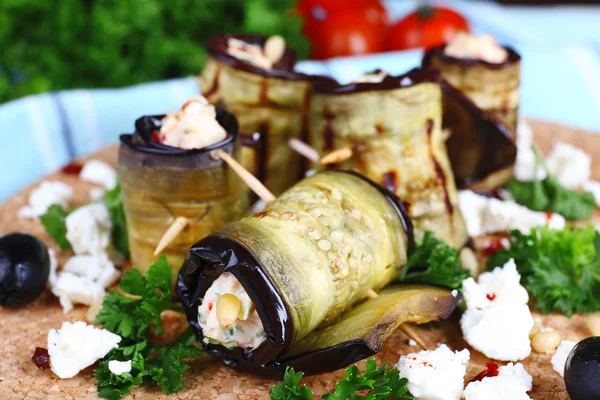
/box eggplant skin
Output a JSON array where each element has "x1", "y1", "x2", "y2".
[{"x1": 276, "y1": 285, "x2": 459, "y2": 376}]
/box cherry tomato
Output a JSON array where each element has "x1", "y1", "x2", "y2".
[
  {"x1": 385, "y1": 6, "x2": 469, "y2": 51},
  {"x1": 300, "y1": 2, "x2": 388, "y2": 60}
]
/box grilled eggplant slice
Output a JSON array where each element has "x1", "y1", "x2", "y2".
[
  {"x1": 423, "y1": 44, "x2": 521, "y2": 138},
  {"x1": 177, "y1": 170, "x2": 459, "y2": 376},
  {"x1": 199, "y1": 33, "x2": 336, "y2": 197},
  {"x1": 308, "y1": 69, "x2": 468, "y2": 249},
  {"x1": 117, "y1": 108, "x2": 249, "y2": 276}
]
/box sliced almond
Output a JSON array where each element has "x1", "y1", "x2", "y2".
[
  {"x1": 216, "y1": 293, "x2": 242, "y2": 328},
  {"x1": 264, "y1": 35, "x2": 286, "y2": 64}
]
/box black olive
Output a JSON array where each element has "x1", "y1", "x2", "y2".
[
  {"x1": 0, "y1": 233, "x2": 50, "y2": 305},
  {"x1": 565, "y1": 336, "x2": 600, "y2": 400}
]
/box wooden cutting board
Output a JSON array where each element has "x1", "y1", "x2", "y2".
[{"x1": 1, "y1": 119, "x2": 599, "y2": 400}]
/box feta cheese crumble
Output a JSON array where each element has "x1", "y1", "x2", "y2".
[
  {"x1": 198, "y1": 272, "x2": 266, "y2": 350},
  {"x1": 47, "y1": 321, "x2": 121, "y2": 379},
  {"x1": 158, "y1": 96, "x2": 227, "y2": 150},
  {"x1": 108, "y1": 360, "x2": 132, "y2": 376},
  {"x1": 551, "y1": 340, "x2": 576, "y2": 377},
  {"x1": 18, "y1": 181, "x2": 73, "y2": 219},
  {"x1": 460, "y1": 260, "x2": 534, "y2": 361},
  {"x1": 545, "y1": 142, "x2": 591, "y2": 189},
  {"x1": 396, "y1": 344, "x2": 470, "y2": 400},
  {"x1": 458, "y1": 190, "x2": 565, "y2": 236},
  {"x1": 583, "y1": 180, "x2": 600, "y2": 207},
  {"x1": 66, "y1": 202, "x2": 112, "y2": 256},
  {"x1": 444, "y1": 33, "x2": 508, "y2": 64},
  {"x1": 514, "y1": 120, "x2": 547, "y2": 182},
  {"x1": 80, "y1": 160, "x2": 117, "y2": 190},
  {"x1": 464, "y1": 363, "x2": 532, "y2": 400}
]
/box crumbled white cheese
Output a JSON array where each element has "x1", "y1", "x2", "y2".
[
  {"x1": 66, "y1": 202, "x2": 112, "y2": 256},
  {"x1": 514, "y1": 121, "x2": 547, "y2": 182},
  {"x1": 444, "y1": 32, "x2": 508, "y2": 63},
  {"x1": 48, "y1": 248, "x2": 58, "y2": 287},
  {"x1": 464, "y1": 363, "x2": 532, "y2": 400},
  {"x1": 460, "y1": 259, "x2": 534, "y2": 361},
  {"x1": 583, "y1": 180, "x2": 600, "y2": 207},
  {"x1": 551, "y1": 340, "x2": 576, "y2": 377},
  {"x1": 17, "y1": 181, "x2": 73, "y2": 219},
  {"x1": 80, "y1": 160, "x2": 117, "y2": 190},
  {"x1": 89, "y1": 187, "x2": 106, "y2": 201},
  {"x1": 108, "y1": 360, "x2": 132, "y2": 376},
  {"x1": 48, "y1": 321, "x2": 121, "y2": 379},
  {"x1": 545, "y1": 142, "x2": 591, "y2": 189},
  {"x1": 62, "y1": 253, "x2": 120, "y2": 288},
  {"x1": 198, "y1": 272, "x2": 266, "y2": 350},
  {"x1": 51, "y1": 272, "x2": 106, "y2": 314},
  {"x1": 408, "y1": 339, "x2": 418, "y2": 346},
  {"x1": 396, "y1": 344, "x2": 470, "y2": 400},
  {"x1": 458, "y1": 190, "x2": 565, "y2": 236},
  {"x1": 159, "y1": 96, "x2": 227, "y2": 150}
]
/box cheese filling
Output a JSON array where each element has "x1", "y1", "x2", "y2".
[
  {"x1": 444, "y1": 33, "x2": 508, "y2": 63},
  {"x1": 227, "y1": 37, "x2": 273, "y2": 70},
  {"x1": 198, "y1": 272, "x2": 266, "y2": 350},
  {"x1": 352, "y1": 70, "x2": 388, "y2": 83},
  {"x1": 158, "y1": 96, "x2": 227, "y2": 150}
]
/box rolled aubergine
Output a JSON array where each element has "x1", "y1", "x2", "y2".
[
  {"x1": 309, "y1": 69, "x2": 468, "y2": 249},
  {"x1": 118, "y1": 108, "x2": 248, "y2": 277},
  {"x1": 199, "y1": 33, "x2": 336, "y2": 197},
  {"x1": 177, "y1": 170, "x2": 459, "y2": 376},
  {"x1": 423, "y1": 43, "x2": 521, "y2": 138}
]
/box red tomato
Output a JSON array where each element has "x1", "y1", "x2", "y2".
[
  {"x1": 385, "y1": 6, "x2": 469, "y2": 51},
  {"x1": 299, "y1": 1, "x2": 388, "y2": 60}
]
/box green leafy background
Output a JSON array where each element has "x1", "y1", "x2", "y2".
[{"x1": 0, "y1": 0, "x2": 308, "y2": 103}]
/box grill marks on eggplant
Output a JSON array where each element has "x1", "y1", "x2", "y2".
[{"x1": 425, "y1": 118, "x2": 455, "y2": 219}]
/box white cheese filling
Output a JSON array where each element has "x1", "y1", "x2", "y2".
[
  {"x1": 551, "y1": 340, "x2": 576, "y2": 377},
  {"x1": 460, "y1": 259, "x2": 534, "y2": 361},
  {"x1": 396, "y1": 344, "x2": 470, "y2": 400},
  {"x1": 158, "y1": 96, "x2": 227, "y2": 150},
  {"x1": 227, "y1": 37, "x2": 273, "y2": 70},
  {"x1": 47, "y1": 321, "x2": 121, "y2": 379},
  {"x1": 352, "y1": 70, "x2": 388, "y2": 84},
  {"x1": 458, "y1": 190, "x2": 565, "y2": 236},
  {"x1": 444, "y1": 32, "x2": 508, "y2": 63},
  {"x1": 198, "y1": 272, "x2": 266, "y2": 350},
  {"x1": 464, "y1": 363, "x2": 532, "y2": 400}
]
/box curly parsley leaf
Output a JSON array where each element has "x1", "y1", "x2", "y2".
[
  {"x1": 270, "y1": 360, "x2": 413, "y2": 400},
  {"x1": 40, "y1": 204, "x2": 71, "y2": 250},
  {"x1": 95, "y1": 257, "x2": 202, "y2": 399},
  {"x1": 487, "y1": 226, "x2": 600, "y2": 316},
  {"x1": 397, "y1": 231, "x2": 471, "y2": 290},
  {"x1": 508, "y1": 146, "x2": 595, "y2": 221},
  {"x1": 103, "y1": 183, "x2": 129, "y2": 255}
]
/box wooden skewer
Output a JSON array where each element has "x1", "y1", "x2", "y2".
[
  {"x1": 154, "y1": 149, "x2": 277, "y2": 255},
  {"x1": 320, "y1": 147, "x2": 353, "y2": 165},
  {"x1": 211, "y1": 149, "x2": 276, "y2": 203},
  {"x1": 289, "y1": 138, "x2": 320, "y2": 163},
  {"x1": 366, "y1": 288, "x2": 428, "y2": 351},
  {"x1": 154, "y1": 216, "x2": 188, "y2": 256}
]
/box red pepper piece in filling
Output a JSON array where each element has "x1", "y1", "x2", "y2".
[
  {"x1": 151, "y1": 130, "x2": 161, "y2": 143},
  {"x1": 484, "y1": 240, "x2": 503, "y2": 255},
  {"x1": 471, "y1": 362, "x2": 499, "y2": 382}
]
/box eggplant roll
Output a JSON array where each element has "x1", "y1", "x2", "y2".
[
  {"x1": 117, "y1": 108, "x2": 249, "y2": 277},
  {"x1": 199, "y1": 33, "x2": 336, "y2": 197},
  {"x1": 308, "y1": 69, "x2": 468, "y2": 249},
  {"x1": 423, "y1": 44, "x2": 521, "y2": 138},
  {"x1": 177, "y1": 170, "x2": 459, "y2": 376}
]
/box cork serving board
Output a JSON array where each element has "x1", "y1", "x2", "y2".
[{"x1": 1, "y1": 119, "x2": 599, "y2": 400}]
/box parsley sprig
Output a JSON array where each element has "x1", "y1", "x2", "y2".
[
  {"x1": 40, "y1": 204, "x2": 70, "y2": 250},
  {"x1": 270, "y1": 360, "x2": 413, "y2": 400},
  {"x1": 94, "y1": 257, "x2": 203, "y2": 399},
  {"x1": 487, "y1": 226, "x2": 600, "y2": 316},
  {"x1": 507, "y1": 146, "x2": 595, "y2": 220},
  {"x1": 397, "y1": 231, "x2": 471, "y2": 290}
]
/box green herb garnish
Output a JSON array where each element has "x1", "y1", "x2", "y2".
[
  {"x1": 94, "y1": 257, "x2": 203, "y2": 399},
  {"x1": 270, "y1": 360, "x2": 413, "y2": 400},
  {"x1": 397, "y1": 231, "x2": 471, "y2": 290},
  {"x1": 507, "y1": 147, "x2": 595, "y2": 220},
  {"x1": 487, "y1": 226, "x2": 600, "y2": 316},
  {"x1": 103, "y1": 183, "x2": 129, "y2": 255},
  {"x1": 40, "y1": 204, "x2": 70, "y2": 250}
]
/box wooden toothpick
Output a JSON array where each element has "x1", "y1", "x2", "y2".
[
  {"x1": 289, "y1": 138, "x2": 320, "y2": 163},
  {"x1": 154, "y1": 216, "x2": 189, "y2": 256},
  {"x1": 366, "y1": 288, "x2": 428, "y2": 350},
  {"x1": 320, "y1": 147, "x2": 353, "y2": 165}
]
